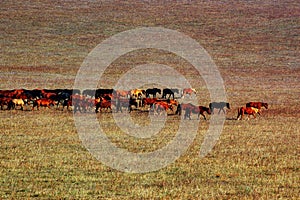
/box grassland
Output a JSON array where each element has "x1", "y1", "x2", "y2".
[{"x1": 1, "y1": 0, "x2": 299, "y2": 199}]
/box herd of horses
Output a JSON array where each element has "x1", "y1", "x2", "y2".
[{"x1": 0, "y1": 88, "x2": 268, "y2": 120}]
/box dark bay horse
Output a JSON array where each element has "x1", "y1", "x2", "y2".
[
  {"x1": 178, "y1": 103, "x2": 211, "y2": 120},
  {"x1": 146, "y1": 88, "x2": 161, "y2": 98},
  {"x1": 162, "y1": 88, "x2": 179, "y2": 99},
  {"x1": 209, "y1": 102, "x2": 230, "y2": 114}
]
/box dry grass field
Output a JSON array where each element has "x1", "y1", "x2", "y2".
[{"x1": 1, "y1": 0, "x2": 299, "y2": 199}]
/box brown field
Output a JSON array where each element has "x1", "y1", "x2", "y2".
[{"x1": 1, "y1": 0, "x2": 299, "y2": 199}]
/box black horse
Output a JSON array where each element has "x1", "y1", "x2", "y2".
[
  {"x1": 162, "y1": 88, "x2": 179, "y2": 99},
  {"x1": 209, "y1": 102, "x2": 230, "y2": 114},
  {"x1": 146, "y1": 88, "x2": 161, "y2": 98}
]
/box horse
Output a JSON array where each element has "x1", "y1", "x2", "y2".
[
  {"x1": 95, "y1": 97, "x2": 112, "y2": 113},
  {"x1": 209, "y1": 102, "x2": 230, "y2": 114},
  {"x1": 131, "y1": 89, "x2": 146, "y2": 99},
  {"x1": 9, "y1": 99, "x2": 25, "y2": 110},
  {"x1": 128, "y1": 97, "x2": 139, "y2": 113},
  {"x1": 237, "y1": 107, "x2": 260, "y2": 120},
  {"x1": 162, "y1": 88, "x2": 180, "y2": 99},
  {"x1": 32, "y1": 98, "x2": 55, "y2": 110},
  {"x1": 95, "y1": 88, "x2": 114, "y2": 98},
  {"x1": 152, "y1": 101, "x2": 173, "y2": 115},
  {"x1": 115, "y1": 90, "x2": 130, "y2": 98},
  {"x1": 178, "y1": 103, "x2": 211, "y2": 120},
  {"x1": 0, "y1": 97, "x2": 12, "y2": 110},
  {"x1": 182, "y1": 88, "x2": 197, "y2": 98},
  {"x1": 142, "y1": 98, "x2": 158, "y2": 107},
  {"x1": 41, "y1": 90, "x2": 57, "y2": 100},
  {"x1": 24, "y1": 89, "x2": 43, "y2": 99},
  {"x1": 55, "y1": 91, "x2": 71, "y2": 108},
  {"x1": 246, "y1": 102, "x2": 268, "y2": 110},
  {"x1": 146, "y1": 88, "x2": 161, "y2": 98},
  {"x1": 62, "y1": 99, "x2": 72, "y2": 111}
]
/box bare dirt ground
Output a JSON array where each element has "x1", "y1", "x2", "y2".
[{"x1": 1, "y1": 0, "x2": 299, "y2": 199}]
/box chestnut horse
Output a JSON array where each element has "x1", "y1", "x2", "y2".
[
  {"x1": 95, "y1": 97, "x2": 112, "y2": 113},
  {"x1": 237, "y1": 107, "x2": 260, "y2": 120},
  {"x1": 152, "y1": 101, "x2": 173, "y2": 115},
  {"x1": 182, "y1": 88, "x2": 197, "y2": 98},
  {"x1": 32, "y1": 98, "x2": 55, "y2": 110},
  {"x1": 142, "y1": 98, "x2": 158, "y2": 107},
  {"x1": 246, "y1": 102, "x2": 268, "y2": 110}
]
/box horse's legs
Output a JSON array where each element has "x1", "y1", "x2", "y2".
[
  {"x1": 218, "y1": 108, "x2": 225, "y2": 114},
  {"x1": 237, "y1": 108, "x2": 242, "y2": 120},
  {"x1": 218, "y1": 108, "x2": 221, "y2": 114},
  {"x1": 198, "y1": 112, "x2": 207, "y2": 120},
  {"x1": 184, "y1": 109, "x2": 191, "y2": 120},
  {"x1": 222, "y1": 108, "x2": 226, "y2": 114}
]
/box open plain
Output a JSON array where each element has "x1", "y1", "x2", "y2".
[{"x1": 1, "y1": 0, "x2": 299, "y2": 199}]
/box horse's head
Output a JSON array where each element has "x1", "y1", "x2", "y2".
[{"x1": 263, "y1": 102, "x2": 268, "y2": 109}]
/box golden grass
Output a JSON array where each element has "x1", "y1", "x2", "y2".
[{"x1": 1, "y1": 0, "x2": 299, "y2": 199}]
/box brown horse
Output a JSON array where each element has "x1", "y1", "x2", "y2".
[
  {"x1": 95, "y1": 97, "x2": 112, "y2": 113},
  {"x1": 0, "y1": 97, "x2": 12, "y2": 110},
  {"x1": 32, "y1": 98, "x2": 55, "y2": 110},
  {"x1": 41, "y1": 90, "x2": 57, "y2": 99},
  {"x1": 142, "y1": 98, "x2": 158, "y2": 107},
  {"x1": 237, "y1": 107, "x2": 260, "y2": 120},
  {"x1": 246, "y1": 102, "x2": 268, "y2": 110},
  {"x1": 182, "y1": 88, "x2": 197, "y2": 98},
  {"x1": 179, "y1": 103, "x2": 211, "y2": 120},
  {"x1": 153, "y1": 101, "x2": 173, "y2": 115}
]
